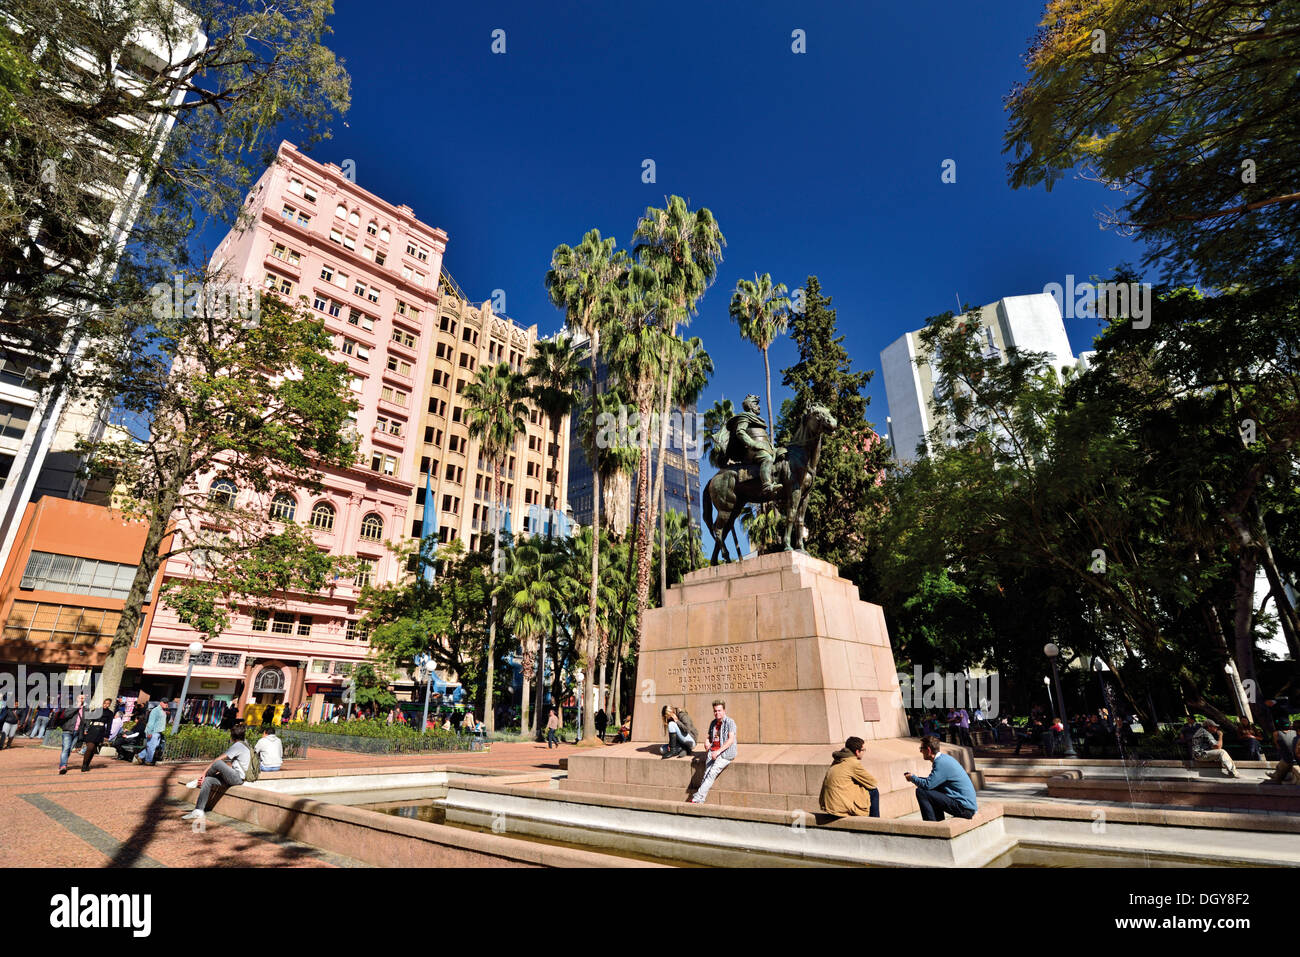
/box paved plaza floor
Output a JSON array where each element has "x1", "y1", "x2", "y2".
[{"x1": 0, "y1": 737, "x2": 588, "y2": 869}]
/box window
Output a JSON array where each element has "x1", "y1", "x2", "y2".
[
  {"x1": 428, "y1": 398, "x2": 446, "y2": 416},
  {"x1": 384, "y1": 454, "x2": 398, "y2": 475},
  {"x1": 313, "y1": 293, "x2": 328, "y2": 313},
  {"x1": 353, "y1": 281, "x2": 367, "y2": 299},
  {"x1": 431, "y1": 369, "x2": 448, "y2": 388},
  {"x1": 435, "y1": 342, "x2": 450, "y2": 359},
  {"x1": 310, "y1": 502, "x2": 336, "y2": 531},
  {"x1": 208, "y1": 478, "x2": 236, "y2": 508},
  {"x1": 0, "y1": 401, "x2": 33, "y2": 441},
  {"x1": 330, "y1": 228, "x2": 344, "y2": 244},
  {"x1": 375, "y1": 251, "x2": 387, "y2": 266},
  {"x1": 297, "y1": 615, "x2": 313, "y2": 636},
  {"x1": 297, "y1": 211, "x2": 311, "y2": 227},
  {"x1": 217, "y1": 652, "x2": 242, "y2": 668},
  {"x1": 448, "y1": 435, "x2": 464, "y2": 454},
  {"x1": 457, "y1": 353, "x2": 476, "y2": 370},
  {"x1": 20, "y1": 551, "x2": 137, "y2": 600},
  {"x1": 271, "y1": 612, "x2": 294, "y2": 634},
  {"x1": 367, "y1": 221, "x2": 378, "y2": 236},
  {"x1": 4, "y1": 602, "x2": 122, "y2": 646},
  {"x1": 451, "y1": 406, "x2": 463, "y2": 423},
  {"x1": 287, "y1": 178, "x2": 303, "y2": 196},
  {"x1": 417, "y1": 247, "x2": 429, "y2": 262},
  {"x1": 440, "y1": 315, "x2": 455, "y2": 333},
  {"x1": 270, "y1": 492, "x2": 296, "y2": 522},
  {"x1": 355, "y1": 558, "x2": 376, "y2": 589},
  {"x1": 413, "y1": 273, "x2": 425, "y2": 286},
  {"x1": 333, "y1": 270, "x2": 348, "y2": 290},
  {"x1": 455, "y1": 378, "x2": 466, "y2": 395},
  {"x1": 343, "y1": 235, "x2": 356, "y2": 251},
  {"x1": 401, "y1": 265, "x2": 412, "y2": 281},
  {"x1": 360, "y1": 514, "x2": 384, "y2": 541},
  {"x1": 335, "y1": 204, "x2": 347, "y2": 219},
  {"x1": 311, "y1": 659, "x2": 330, "y2": 674},
  {"x1": 362, "y1": 245, "x2": 374, "y2": 260},
  {"x1": 303, "y1": 184, "x2": 317, "y2": 203},
  {"x1": 391, "y1": 328, "x2": 416, "y2": 349},
  {"x1": 251, "y1": 610, "x2": 268, "y2": 632},
  {"x1": 341, "y1": 339, "x2": 368, "y2": 362},
  {"x1": 386, "y1": 356, "x2": 411, "y2": 376},
  {"x1": 328, "y1": 300, "x2": 342, "y2": 318},
  {"x1": 320, "y1": 265, "x2": 334, "y2": 283},
  {"x1": 281, "y1": 204, "x2": 296, "y2": 221},
  {"x1": 379, "y1": 227, "x2": 390, "y2": 242},
  {"x1": 271, "y1": 243, "x2": 300, "y2": 266},
  {"x1": 254, "y1": 667, "x2": 285, "y2": 692},
  {"x1": 345, "y1": 619, "x2": 357, "y2": 641},
  {"x1": 349, "y1": 375, "x2": 364, "y2": 392},
  {"x1": 380, "y1": 386, "x2": 407, "y2": 407},
  {"x1": 406, "y1": 241, "x2": 418, "y2": 257},
  {"x1": 348, "y1": 211, "x2": 360, "y2": 227},
  {"x1": 347, "y1": 309, "x2": 374, "y2": 332},
  {"x1": 366, "y1": 286, "x2": 380, "y2": 304}
]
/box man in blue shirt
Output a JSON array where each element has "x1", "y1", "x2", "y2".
[
  {"x1": 136, "y1": 699, "x2": 169, "y2": 765},
  {"x1": 905, "y1": 735, "x2": 978, "y2": 821}
]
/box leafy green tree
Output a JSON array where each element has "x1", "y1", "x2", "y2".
[
  {"x1": 78, "y1": 290, "x2": 358, "y2": 701},
  {"x1": 1004, "y1": 0, "x2": 1300, "y2": 290},
  {"x1": 779, "y1": 276, "x2": 889, "y2": 577},
  {"x1": 364, "y1": 538, "x2": 492, "y2": 709},
  {"x1": 729, "y1": 273, "x2": 791, "y2": 434},
  {"x1": 1, "y1": 0, "x2": 348, "y2": 356},
  {"x1": 463, "y1": 361, "x2": 528, "y2": 732},
  {"x1": 352, "y1": 662, "x2": 396, "y2": 713}
]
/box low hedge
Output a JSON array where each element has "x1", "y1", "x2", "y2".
[{"x1": 279, "y1": 719, "x2": 481, "y2": 754}]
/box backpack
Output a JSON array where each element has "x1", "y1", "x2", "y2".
[{"x1": 244, "y1": 744, "x2": 261, "y2": 783}]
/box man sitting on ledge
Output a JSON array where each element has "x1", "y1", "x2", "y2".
[
  {"x1": 904, "y1": 735, "x2": 978, "y2": 822},
  {"x1": 819, "y1": 736, "x2": 880, "y2": 818}
]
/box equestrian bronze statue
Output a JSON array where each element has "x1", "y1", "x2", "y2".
[{"x1": 703, "y1": 395, "x2": 838, "y2": 564}]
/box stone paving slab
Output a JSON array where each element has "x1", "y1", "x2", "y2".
[{"x1": 0, "y1": 737, "x2": 592, "y2": 868}]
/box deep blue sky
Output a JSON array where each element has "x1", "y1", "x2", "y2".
[{"x1": 208, "y1": 0, "x2": 1151, "y2": 539}]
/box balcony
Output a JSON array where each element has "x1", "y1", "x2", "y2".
[
  {"x1": 371, "y1": 426, "x2": 404, "y2": 449},
  {"x1": 380, "y1": 365, "x2": 414, "y2": 391}
]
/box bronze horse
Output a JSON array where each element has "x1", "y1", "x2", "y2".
[{"x1": 703, "y1": 404, "x2": 838, "y2": 564}]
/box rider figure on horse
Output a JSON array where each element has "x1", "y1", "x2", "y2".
[{"x1": 725, "y1": 394, "x2": 784, "y2": 497}]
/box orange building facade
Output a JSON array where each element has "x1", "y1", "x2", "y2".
[{"x1": 0, "y1": 497, "x2": 167, "y2": 698}]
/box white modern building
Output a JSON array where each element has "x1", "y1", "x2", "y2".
[
  {"x1": 0, "y1": 8, "x2": 207, "y2": 574},
  {"x1": 880, "y1": 292, "x2": 1088, "y2": 461}
]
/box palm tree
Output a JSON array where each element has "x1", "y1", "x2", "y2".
[
  {"x1": 630, "y1": 197, "x2": 725, "y2": 662},
  {"x1": 463, "y1": 361, "x2": 528, "y2": 734},
  {"x1": 525, "y1": 334, "x2": 588, "y2": 736},
  {"x1": 498, "y1": 538, "x2": 554, "y2": 736},
  {"x1": 546, "y1": 230, "x2": 624, "y2": 743},
  {"x1": 729, "y1": 273, "x2": 792, "y2": 435},
  {"x1": 658, "y1": 336, "x2": 712, "y2": 594},
  {"x1": 582, "y1": 384, "x2": 640, "y2": 541}
]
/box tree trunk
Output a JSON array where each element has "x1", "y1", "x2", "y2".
[
  {"x1": 763, "y1": 345, "x2": 773, "y2": 436},
  {"x1": 631, "y1": 387, "x2": 656, "y2": 669},
  {"x1": 99, "y1": 445, "x2": 188, "y2": 702},
  {"x1": 654, "y1": 362, "x2": 675, "y2": 607},
  {"x1": 520, "y1": 645, "x2": 531, "y2": 734},
  {"x1": 484, "y1": 463, "x2": 503, "y2": 733},
  {"x1": 1232, "y1": 547, "x2": 1260, "y2": 696},
  {"x1": 1257, "y1": 525, "x2": 1300, "y2": 663},
  {"x1": 582, "y1": 331, "x2": 602, "y2": 744}
]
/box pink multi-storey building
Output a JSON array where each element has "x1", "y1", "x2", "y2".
[{"x1": 137, "y1": 141, "x2": 447, "y2": 721}]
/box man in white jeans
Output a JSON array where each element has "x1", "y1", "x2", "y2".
[{"x1": 690, "y1": 700, "x2": 737, "y2": 804}]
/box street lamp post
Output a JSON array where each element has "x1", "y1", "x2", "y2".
[
  {"x1": 1043, "y1": 642, "x2": 1077, "y2": 757},
  {"x1": 1043, "y1": 674, "x2": 1053, "y2": 716},
  {"x1": 172, "y1": 640, "x2": 204, "y2": 735},
  {"x1": 419, "y1": 655, "x2": 433, "y2": 732}
]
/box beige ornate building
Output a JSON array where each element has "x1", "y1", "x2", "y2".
[{"x1": 414, "y1": 281, "x2": 573, "y2": 552}]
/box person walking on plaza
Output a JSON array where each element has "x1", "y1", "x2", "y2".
[
  {"x1": 689, "y1": 700, "x2": 737, "y2": 804},
  {"x1": 595, "y1": 708, "x2": 608, "y2": 742},
  {"x1": 660, "y1": 705, "x2": 697, "y2": 758},
  {"x1": 181, "y1": 726, "x2": 253, "y2": 823},
  {"x1": 1189, "y1": 719, "x2": 1239, "y2": 777},
  {"x1": 819, "y1": 736, "x2": 880, "y2": 818},
  {"x1": 56, "y1": 693, "x2": 88, "y2": 774},
  {"x1": 254, "y1": 726, "x2": 283, "y2": 772},
  {"x1": 905, "y1": 735, "x2": 979, "y2": 822},
  {"x1": 0, "y1": 695, "x2": 20, "y2": 748},
  {"x1": 29, "y1": 699, "x2": 51, "y2": 739},
  {"x1": 136, "y1": 699, "x2": 169, "y2": 765},
  {"x1": 80, "y1": 699, "x2": 114, "y2": 772},
  {"x1": 546, "y1": 709, "x2": 560, "y2": 748}
]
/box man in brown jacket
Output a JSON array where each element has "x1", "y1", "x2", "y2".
[{"x1": 819, "y1": 736, "x2": 880, "y2": 818}]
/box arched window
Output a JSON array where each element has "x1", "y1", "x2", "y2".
[
  {"x1": 360, "y1": 513, "x2": 384, "y2": 542},
  {"x1": 348, "y1": 210, "x2": 360, "y2": 227},
  {"x1": 310, "y1": 501, "x2": 336, "y2": 531},
  {"x1": 269, "y1": 492, "x2": 296, "y2": 522},
  {"x1": 367, "y1": 221, "x2": 378, "y2": 236},
  {"x1": 208, "y1": 478, "x2": 237, "y2": 508},
  {"x1": 378, "y1": 227, "x2": 390, "y2": 243},
  {"x1": 335, "y1": 204, "x2": 347, "y2": 219},
  {"x1": 253, "y1": 667, "x2": 285, "y2": 693}
]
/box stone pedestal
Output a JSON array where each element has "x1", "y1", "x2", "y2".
[{"x1": 563, "y1": 552, "x2": 977, "y2": 818}]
